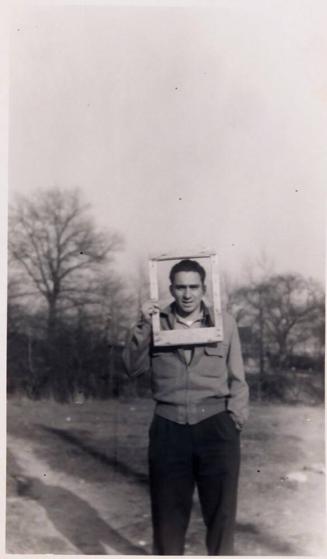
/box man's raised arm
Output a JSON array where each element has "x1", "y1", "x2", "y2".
[{"x1": 122, "y1": 300, "x2": 159, "y2": 377}]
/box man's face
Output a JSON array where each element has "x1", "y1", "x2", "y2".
[{"x1": 170, "y1": 271, "x2": 206, "y2": 317}]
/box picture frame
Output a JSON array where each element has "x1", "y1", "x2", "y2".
[{"x1": 148, "y1": 250, "x2": 223, "y2": 346}]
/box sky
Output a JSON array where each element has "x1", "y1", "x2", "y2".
[{"x1": 8, "y1": 0, "x2": 326, "y2": 286}]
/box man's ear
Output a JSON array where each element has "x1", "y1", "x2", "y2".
[
  {"x1": 169, "y1": 284, "x2": 174, "y2": 297},
  {"x1": 202, "y1": 284, "x2": 207, "y2": 295}
]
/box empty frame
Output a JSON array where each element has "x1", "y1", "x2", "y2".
[{"x1": 149, "y1": 250, "x2": 223, "y2": 346}]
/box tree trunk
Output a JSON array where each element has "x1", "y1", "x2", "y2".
[
  {"x1": 258, "y1": 302, "x2": 265, "y2": 401},
  {"x1": 47, "y1": 300, "x2": 57, "y2": 340}
]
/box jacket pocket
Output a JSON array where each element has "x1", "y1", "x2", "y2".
[
  {"x1": 151, "y1": 347, "x2": 173, "y2": 358},
  {"x1": 204, "y1": 342, "x2": 226, "y2": 357}
]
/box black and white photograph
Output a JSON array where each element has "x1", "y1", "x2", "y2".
[{"x1": 3, "y1": 0, "x2": 326, "y2": 556}]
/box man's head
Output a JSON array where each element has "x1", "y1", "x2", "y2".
[{"x1": 169, "y1": 259, "x2": 206, "y2": 317}]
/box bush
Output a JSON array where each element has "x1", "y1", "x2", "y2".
[{"x1": 247, "y1": 369, "x2": 324, "y2": 404}]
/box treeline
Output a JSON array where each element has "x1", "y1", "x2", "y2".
[
  {"x1": 228, "y1": 273, "x2": 324, "y2": 403},
  {"x1": 7, "y1": 187, "x2": 136, "y2": 400},
  {"x1": 7, "y1": 188, "x2": 325, "y2": 403}
]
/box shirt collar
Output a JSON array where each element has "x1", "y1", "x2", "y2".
[
  {"x1": 175, "y1": 311, "x2": 204, "y2": 327},
  {"x1": 160, "y1": 301, "x2": 215, "y2": 327}
]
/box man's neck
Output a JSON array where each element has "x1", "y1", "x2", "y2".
[{"x1": 175, "y1": 305, "x2": 203, "y2": 321}]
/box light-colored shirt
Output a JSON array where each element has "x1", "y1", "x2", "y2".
[{"x1": 174, "y1": 311, "x2": 204, "y2": 364}]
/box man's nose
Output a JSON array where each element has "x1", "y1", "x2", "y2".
[{"x1": 184, "y1": 288, "x2": 192, "y2": 298}]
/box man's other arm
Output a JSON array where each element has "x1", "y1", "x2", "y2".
[
  {"x1": 226, "y1": 316, "x2": 250, "y2": 430},
  {"x1": 122, "y1": 317, "x2": 152, "y2": 377}
]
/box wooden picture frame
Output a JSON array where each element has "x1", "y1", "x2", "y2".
[{"x1": 149, "y1": 250, "x2": 223, "y2": 346}]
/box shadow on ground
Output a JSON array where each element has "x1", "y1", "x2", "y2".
[
  {"x1": 236, "y1": 522, "x2": 295, "y2": 555},
  {"x1": 14, "y1": 475, "x2": 148, "y2": 555},
  {"x1": 40, "y1": 425, "x2": 148, "y2": 484},
  {"x1": 36, "y1": 426, "x2": 297, "y2": 555}
]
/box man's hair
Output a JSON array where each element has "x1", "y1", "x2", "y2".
[{"x1": 169, "y1": 259, "x2": 206, "y2": 285}]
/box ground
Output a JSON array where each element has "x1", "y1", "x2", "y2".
[{"x1": 6, "y1": 396, "x2": 326, "y2": 555}]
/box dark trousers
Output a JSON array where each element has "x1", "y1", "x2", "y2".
[{"x1": 148, "y1": 411, "x2": 241, "y2": 555}]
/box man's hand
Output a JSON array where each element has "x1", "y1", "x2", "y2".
[{"x1": 141, "y1": 299, "x2": 160, "y2": 323}]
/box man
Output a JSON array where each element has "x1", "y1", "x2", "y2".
[{"x1": 123, "y1": 259, "x2": 249, "y2": 555}]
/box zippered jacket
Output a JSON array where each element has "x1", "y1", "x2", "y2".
[{"x1": 122, "y1": 304, "x2": 249, "y2": 429}]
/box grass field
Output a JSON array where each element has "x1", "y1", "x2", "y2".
[{"x1": 6, "y1": 396, "x2": 326, "y2": 555}]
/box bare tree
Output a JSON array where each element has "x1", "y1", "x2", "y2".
[
  {"x1": 260, "y1": 274, "x2": 324, "y2": 367},
  {"x1": 9, "y1": 187, "x2": 123, "y2": 337},
  {"x1": 231, "y1": 273, "x2": 324, "y2": 370},
  {"x1": 220, "y1": 270, "x2": 238, "y2": 312},
  {"x1": 242, "y1": 249, "x2": 275, "y2": 285}
]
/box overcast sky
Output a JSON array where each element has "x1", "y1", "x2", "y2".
[{"x1": 9, "y1": 0, "x2": 326, "y2": 285}]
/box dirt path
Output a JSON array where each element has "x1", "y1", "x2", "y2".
[
  {"x1": 7, "y1": 433, "x2": 152, "y2": 555},
  {"x1": 6, "y1": 398, "x2": 326, "y2": 556}
]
